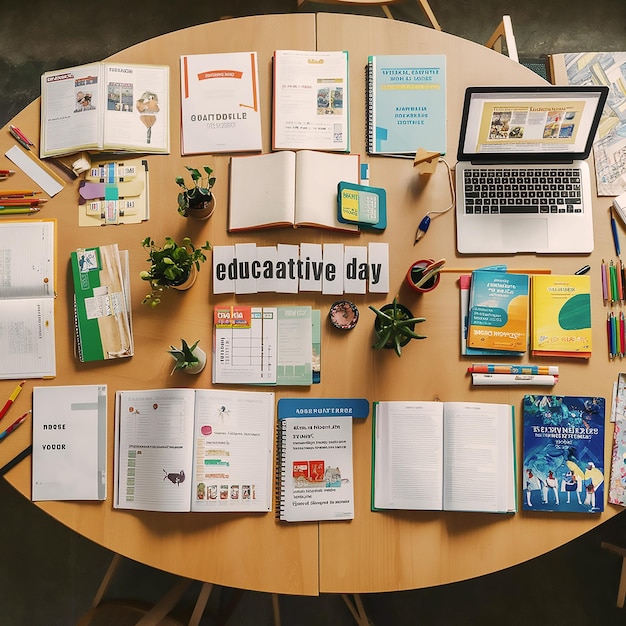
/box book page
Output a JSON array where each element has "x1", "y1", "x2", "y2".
[
  {"x1": 373, "y1": 401, "x2": 444, "y2": 511},
  {"x1": 0, "y1": 220, "x2": 56, "y2": 379},
  {"x1": 114, "y1": 388, "x2": 196, "y2": 512},
  {"x1": 273, "y1": 50, "x2": 349, "y2": 151},
  {"x1": 0, "y1": 220, "x2": 55, "y2": 298},
  {"x1": 279, "y1": 415, "x2": 354, "y2": 522},
  {"x1": 41, "y1": 63, "x2": 103, "y2": 156},
  {"x1": 102, "y1": 63, "x2": 170, "y2": 153},
  {"x1": 276, "y1": 306, "x2": 313, "y2": 385},
  {"x1": 442, "y1": 402, "x2": 514, "y2": 513},
  {"x1": 294, "y1": 150, "x2": 359, "y2": 231},
  {"x1": 0, "y1": 299, "x2": 55, "y2": 379},
  {"x1": 191, "y1": 389, "x2": 274, "y2": 512},
  {"x1": 212, "y1": 306, "x2": 278, "y2": 384},
  {"x1": 228, "y1": 151, "x2": 296, "y2": 231}
]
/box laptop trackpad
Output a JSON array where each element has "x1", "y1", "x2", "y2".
[{"x1": 502, "y1": 218, "x2": 548, "y2": 252}]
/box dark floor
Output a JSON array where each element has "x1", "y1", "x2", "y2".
[{"x1": 1, "y1": 1, "x2": 626, "y2": 625}]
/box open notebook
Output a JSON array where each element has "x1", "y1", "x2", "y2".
[{"x1": 455, "y1": 85, "x2": 608, "y2": 254}]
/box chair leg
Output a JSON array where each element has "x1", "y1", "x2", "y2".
[
  {"x1": 342, "y1": 593, "x2": 370, "y2": 625},
  {"x1": 135, "y1": 578, "x2": 194, "y2": 626},
  {"x1": 601, "y1": 542, "x2": 626, "y2": 608},
  {"x1": 272, "y1": 593, "x2": 281, "y2": 626},
  {"x1": 91, "y1": 553, "x2": 122, "y2": 609},
  {"x1": 416, "y1": 0, "x2": 442, "y2": 30},
  {"x1": 188, "y1": 583, "x2": 213, "y2": 626}
]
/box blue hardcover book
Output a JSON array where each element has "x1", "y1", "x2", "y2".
[
  {"x1": 522, "y1": 395, "x2": 605, "y2": 513},
  {"x1": 366, "y1": 54, "x2": 446, "y2": 156}
]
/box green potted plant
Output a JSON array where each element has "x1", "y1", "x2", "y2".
[
  {"x1": 369, "y1": 296, "x2": 426, "y2": 357},
  {"x1": 140, "y1": 236, "x2": 211, "y2": 307},
  {"x1": 167, "y1": 339, "x2": 206, "y2": 375},
  {"x1": 176, "y1": 165, "x2": 216, "y2": 219}
]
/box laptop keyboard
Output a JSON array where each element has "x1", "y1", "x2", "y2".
[{"x1": 462, "y1": 167, "x2": 583, "y2": 215}]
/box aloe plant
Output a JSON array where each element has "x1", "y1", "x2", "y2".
[
  {"x1": 369, "y1": 297, "x2": 426, "y2": 357},
  {"x1": 167, "y1": 339, "x2": 206, "y2": 374}
]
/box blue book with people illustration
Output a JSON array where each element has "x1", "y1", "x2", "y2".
[{"x1": 522, "y1": 395, "x2": 605, "y2": 513}]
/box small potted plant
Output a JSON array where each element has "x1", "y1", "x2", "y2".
[
  {"x1": 140, "y1": 236, "x2": 211, "y2": 307},
  {"x1": 369, "y1": 296, "x2": 426, "y2": 357},
  {"x1": 176, "y1": 165, "x2": 216, "y2": 219},
  {"x1": 167, "y1": 339, "x2": 207, "y2": 375}
]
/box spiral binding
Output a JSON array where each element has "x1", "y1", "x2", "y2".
[
  {"x1": 365, "y1": 60, "x2": 374, "y2": 155},
  {"x1": 275, "y1": 417, "x2": 287, "y2": 520},
  {"x1": 72, "y1": 294, "x2": 85, "y2": 362}
]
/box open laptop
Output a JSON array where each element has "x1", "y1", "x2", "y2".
[{"x1": 455, "y1": 85, "x2": 608, "y2": 254}]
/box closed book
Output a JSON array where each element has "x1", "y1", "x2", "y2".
[
  {"x1": 522, "y1": 395, "x2": 605, "y2": 512},
  {"x1": 366, "y1": 54, "x2": 446, "y2": 156},
  {"x1": 70, "y1": 244, "x2": 133, "y2": 362},
  {"x1": 32, "y1": 384, "x2": 107, "y2": 501},
  {"x1": 180, "y1": 52, "x2": 262, "y2": 154},
  {"x1": 531, "y1": 274, "x2": 591, "y2": 358},
  {"x1": 467, "y1": 270, "x2": 529, "y2": 353},
  {"x1": 273, "y1": 49, "x2": 349, "y2": 152},
  {"x1": 277, "y1": 399, "x2": 355, "y2": 522}
]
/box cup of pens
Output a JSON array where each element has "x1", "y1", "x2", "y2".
[{"x1": 406, "y1": 258, "x2": 444, "y2": 293}]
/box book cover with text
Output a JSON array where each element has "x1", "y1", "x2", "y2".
[
  {"x1": 367, "y1": 54, "x2": 446, "y2": 156},
  {"x1": 467, "y1": 270, "x2": 529, "y2": 352},
  {"x1": 531, "y1": 274, "x2": 591, "y2": 358},
  {"x1": 522, "y1": 394, "x2": 605, "y2": 513}
]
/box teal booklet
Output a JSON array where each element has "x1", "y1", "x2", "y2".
[
  {"x1": 337, "y1": 181, "x2": 386, "y2": 230},
  {"x1": 366, "y1": 54, "x2": 446, "y2": 156}
]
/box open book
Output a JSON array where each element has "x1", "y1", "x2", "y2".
[
  {"x1": 40, "y1": 62, "x2": 170, "y2": 157},
  {"x1": 0, "y1": 220, "x2": 56, "y2": 379},
  {"x1": 228, "y1": 150, "x2": 359, "y2": 232},
  {"x1": 114, "y1": 388, "x2": 274, "y2": 512},
  {"x1": 372, "y1": 401, "x2": 516, "y2": 513}
]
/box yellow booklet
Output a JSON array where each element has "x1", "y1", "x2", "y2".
[{"x1": 531, "y1": 274, "x2": 591, "y2": 358}]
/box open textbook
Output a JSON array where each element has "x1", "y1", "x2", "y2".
[
  {"x1": 41, "y1": 62, "x2": 170, "y2": 157},
  {"x1": 372, "y1": 400, "x2": 516, "y2": 513},
  {"x1": 114, "y1": 388, "x2": 275, "y2": 512},
  {"x1": 0, "y1": 220, "x2": 56, "y2": 379}
]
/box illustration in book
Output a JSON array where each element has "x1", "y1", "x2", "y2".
[{"x1": 522, "y1": 394, "x2": 605, "y2": 512}]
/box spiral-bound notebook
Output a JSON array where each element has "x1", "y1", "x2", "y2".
[
  {"x1": 276, "y1": 398, "x2": 358, "y2": 522},
  {"x1": 366, "y1": 54, "x2": 446, "y2": 156}
]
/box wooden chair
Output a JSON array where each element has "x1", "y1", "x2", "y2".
[
  {"x1": 485, "y1": 15, "x2": 519, "y2": 63},
  {"x1": 76, "y1": 554, "x2": 214, "y2": 626},
  {"x1": 296, "y1": 0, "x2": 442, "y2": 30},
  {"x1": 602, "y1": 542, "x2": 626, "y2": 608}
]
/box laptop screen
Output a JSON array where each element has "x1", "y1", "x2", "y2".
[{"x1": 457, "y1": 86, "x2": 608, "y2": 163}]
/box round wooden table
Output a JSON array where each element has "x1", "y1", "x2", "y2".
[{"x1": 0, "y1": 13, "x2": 621, "y2": 596}]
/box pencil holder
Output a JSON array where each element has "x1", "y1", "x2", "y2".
[{"x1": 406, "y1": 259, "x2": 441, "y2": 293}]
